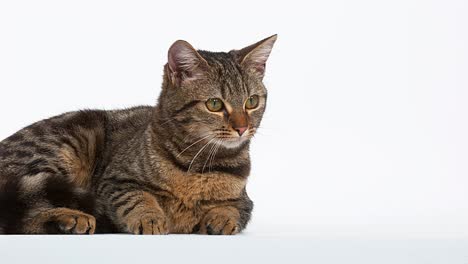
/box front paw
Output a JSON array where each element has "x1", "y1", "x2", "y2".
[
  {"x1": 126, "y1": 212, "x2": 169, "y2": 235},
  {"x1": 200, "y1": 207, "x2": 240, "y2": 235}
]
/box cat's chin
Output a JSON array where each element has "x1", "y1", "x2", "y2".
[{"x1": 219, "y1": 137, "x2": 249, "y2": 149}]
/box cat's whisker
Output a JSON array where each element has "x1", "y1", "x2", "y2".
[
  {"x1": 187, "y1": 137, "x2": 217, "y2": 173},
  {"x1": 209, "y1": 138, "x2": 223, "y2": 172},
  {"x1": 176, "y1": 133, "x2": 218, "y2": 157},
  {"x1": 160, "y1": 118, "x2": 174, "y2": 126},
  {"x1": 201, "y1": 138, "x2": 221, "y2": 174},
  {"x1": 208, "y1": 139, "x2": 218, "y2": 171},
  {"x1": 201, "y1": 139, "x2": 217, "y2": 173}
]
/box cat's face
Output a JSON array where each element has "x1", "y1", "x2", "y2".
[{"x1": 160, "y1": 35, "x2": 277, "y2": 149}]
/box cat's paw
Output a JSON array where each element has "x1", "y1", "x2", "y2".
[
  {"x1": 200, "y1": 207, "x2": 240, "y2": 235},
  {"x1": 53, "y1": 210, "x2": 96, "y2": 234},
  {"x1": 126, "y1": 212, "x2": 169, "y2": 235}
]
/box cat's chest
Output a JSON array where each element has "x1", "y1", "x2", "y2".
[{"x1": 162, "y1": 170, "x2": 246, "y2": 206}]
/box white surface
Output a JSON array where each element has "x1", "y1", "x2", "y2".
[
  {"x1": 1, "y1": 235, "x2": 468, "y2": 264},
  {"x1": 0, "y1": 0, "x2": 467, "y2": 261}
]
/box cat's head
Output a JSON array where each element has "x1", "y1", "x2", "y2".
[{"x1": 158, "y1": 35, "x2": 277, "y2": 149}]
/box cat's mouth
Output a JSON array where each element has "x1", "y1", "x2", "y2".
[
  {"x1": 192, "y1": 128, "x2": 254, "y2": 150},
  {"x1": 219, "y1": 136, "x2": 249, "y2": 149},
  {"x1": 216, "y1": 130, "x2": 252, "y2": 149}
]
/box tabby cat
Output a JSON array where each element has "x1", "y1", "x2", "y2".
[{"x1": 0, "y1": 35, "x2": 277, "y2": 234}]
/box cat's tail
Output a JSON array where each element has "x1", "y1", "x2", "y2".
[
  {"x1": 0, "y1": 176, "x2": 24, "y2": 234},
  {"x1": 0, "y1": 173, "x2": 95, "y2": 234}
]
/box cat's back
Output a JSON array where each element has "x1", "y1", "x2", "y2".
[
  {"x1": 0, "y1": 106, "x2": 154, "y2": 184},
  {"x1": 105, "y1": 105, "x2": 154, "y2": 142}
]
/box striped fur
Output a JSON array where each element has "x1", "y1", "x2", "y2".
[{"x1": 0, "y1": 35, "x2": 277, "y2": 234}]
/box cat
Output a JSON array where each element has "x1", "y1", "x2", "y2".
[{"x1": 0, "y1": 35, "x2": 277, "y2": 235}]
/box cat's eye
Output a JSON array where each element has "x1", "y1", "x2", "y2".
[
  {"x1": 245, "y1": 95, "x2": 259, "y2": 109},
  {"x1": 205, "y1": 98, "x2": 224, "y2": 112}
]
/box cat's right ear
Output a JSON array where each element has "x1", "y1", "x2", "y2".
[{"x1": 167, "y1": 40, "x2": 208, "y2": 86}]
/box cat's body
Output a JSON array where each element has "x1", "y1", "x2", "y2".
[{"x1": 0, "y1": 35, "x2": 276, "y2": 234}]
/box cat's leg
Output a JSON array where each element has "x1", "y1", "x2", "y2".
[
  {"x1": 199, "y1": 190, "x2": 253, "y2": 235},
  {"x1": 99, "y1": 182, "x2": 168, "y2": 234},
  {"x1": 199, "y1": 206, "x2": 241, "y2": 235},
  {"x1": 121, "y1": 192, "x2": 168, "y2": 235}
]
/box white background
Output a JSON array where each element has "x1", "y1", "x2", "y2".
[{"x1": 0, "y1": 0, "x2": 467, "y2": 256}]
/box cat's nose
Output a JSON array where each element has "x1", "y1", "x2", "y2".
[{"x1": 234, "y1": 126, "x2": 248, "y2": 136}]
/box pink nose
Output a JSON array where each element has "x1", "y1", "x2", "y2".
[{"x1": 234, "y1": 126, "x2": 248, "y2": 136}]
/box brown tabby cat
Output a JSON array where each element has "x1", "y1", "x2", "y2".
[{"x1": 0, "y1": 35, "x2": 277, "y2": 235}]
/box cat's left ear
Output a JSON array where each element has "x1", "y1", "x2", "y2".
[{"x1": 232, "y1": 34, "x2": 277, "y2": 79}]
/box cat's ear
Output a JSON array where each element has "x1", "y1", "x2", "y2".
[
  {"x1": 167, "y1": 40, "x2": 208, "y2": 85},
  {"x1": 233, "y1": 34, "x2": 277, "y2": 78}
]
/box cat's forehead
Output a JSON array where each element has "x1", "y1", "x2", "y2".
[
  {"x1": 198, "y1": 50, "x2": 234, "y2": 65},
  {"x1": 200, "y1": 51, "x2": 242, "y2": 79},
  {"x1": 198, "y1": 51, "x2": 249, "y2": 99}
]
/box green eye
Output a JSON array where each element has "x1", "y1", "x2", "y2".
[
  {"x1": 206, "y1": 98, "x2": 224, "y2": 112},
  {"x1": 245, "y1": 95, "x2": 259, "y2": 109}
]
